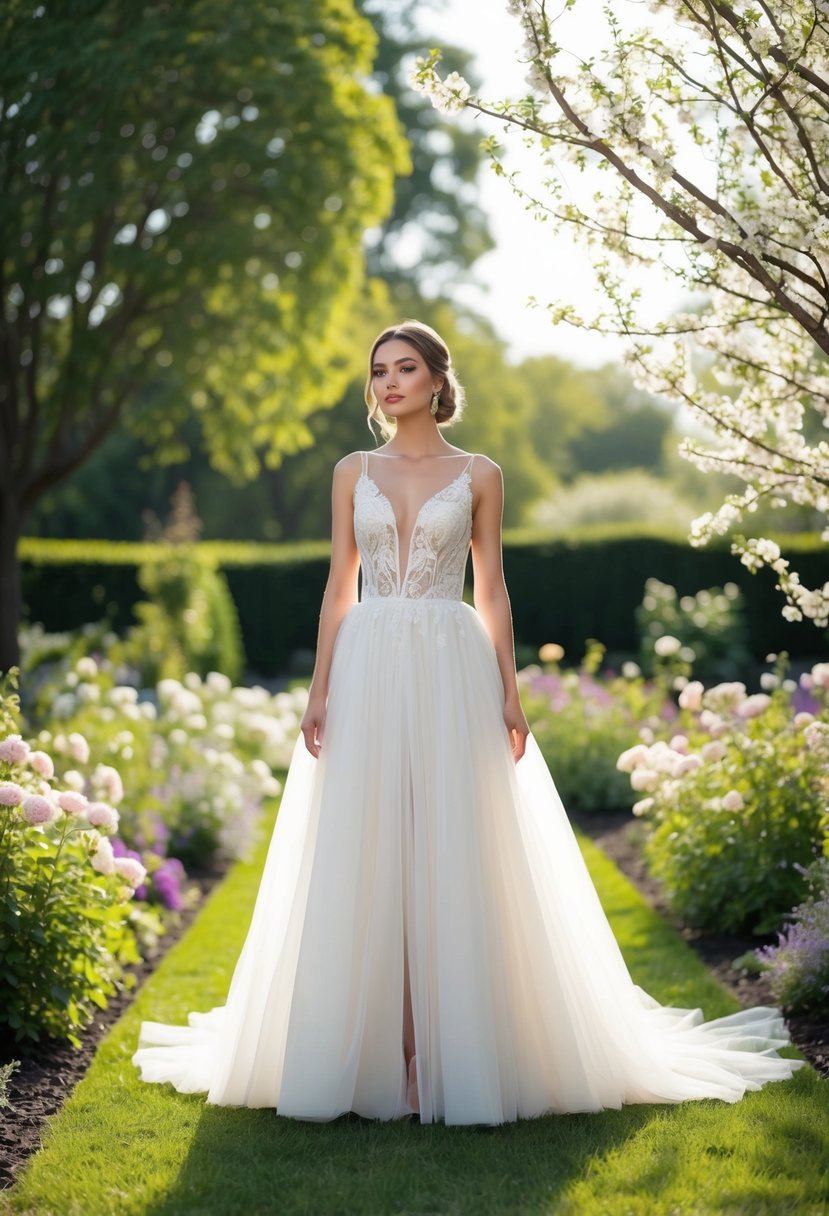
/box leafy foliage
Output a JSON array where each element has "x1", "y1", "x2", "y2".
[
  {"x1": 359, "y1": 0, "x2": 495, "y2": 295},
  {"x1": 114, "y1": 480, "x2": 245, "y2": 684},
  {"x1": 1, "y1": 0, "x2": 408, "y2": 483},
  {"x1": 0, "y1": 0, "x2": 409, "y2": 670},
  {"x1": 635, "y1": 576, "x2": 752, "y2": 682},
  {"x1": 531, "y1": 470, "x2": 699, "y2": 533}
]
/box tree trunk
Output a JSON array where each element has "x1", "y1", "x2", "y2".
[{"x1": 0, "y1": 491, "x2": 22, "y2": 675}]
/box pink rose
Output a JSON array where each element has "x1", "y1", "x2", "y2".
[
  {"x1": 67, "y1": 733, "x2": 90, "y2": 765},
  {"x1": 93, "y1": 764, "x2": 124, "y2": 805},
  {"x1": 28, "y1": 750, "x2": 55, "y2": 780},
  {"x1": 22, "y1": 794, "x2": 60, "y2": 826},
  {"x1": 737, "y1": 694, "x2": 771, "y2": 719},
  {"x1": 700, "y1": 710, "x2": 728, "y2": 738},
  {"x1": 0, "y1": 782, "x2": 25, "y2": 808},
  {"x1": 678, "y1": 681, "x2": 704, "y2": 712},
  {"x1": 810, "y1": 663, "x2": 829, "y2": 689},
  {"x1": 90, "y1": 837, "x2": 116, "y2": 875},
  {"x1": 86, "y1": 802, "x2": 120, "y2": 833},
  {"x1": 57, "y1": 789, "x2": 89, "y2": 817},
  {"x1": 722, "y1": 789, "x2": 744, "y2": 812},
  {"x1": 0, "y1": 735, "x2": 31, "y2": 765},
  {"x1": 114, "y1": 856, "x2": 147, "y2": 888},
  {"x1": 616, "y1": 743, "x2": 649, "y2": 772},
  {"x1": 631, "y1": 767, "x2": 659, "y2": 792}
]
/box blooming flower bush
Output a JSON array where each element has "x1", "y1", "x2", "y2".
[
  {"x1": 617, "y1": 657, "x2": 828, "y2": 934},
  {"x1": 520, "y1": 639, "x2": 676, "y2": 813},
  {"x1": 0, "y1": 669, "x2": 151, "y2": 1047},
  {"x1": 27, "y1": 656, "x2": 295, "y2": 875},
  {"x1": 410, "y1": 4, "x2": 829, "y2": 630},
  {"x1": 1, "y1": 631, "x2": 306, "y2": 1046},
  {"x1": 755, "y1": 856, "x2": 829, "y2": 1016},
  {"x1": 635, "y1": 577, "x2": 751, "y2": 682}
]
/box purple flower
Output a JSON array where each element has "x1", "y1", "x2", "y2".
[
  {"x1": 792, "y1": 684, "x2": 821, "y2": 715},
  {"x1": 758, "y1": 862, "x2": 829, "y2": 1014},
  {"x1": 153, "y1": 858, "x2": 186, "y2": 911}
]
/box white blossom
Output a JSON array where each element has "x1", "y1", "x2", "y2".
[{"x1": 422, "y1": 1, "x2": 829, "y2": 626}]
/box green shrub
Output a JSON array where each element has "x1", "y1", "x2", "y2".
[
  {"x1": 530, "y1": 470, "x2": 698, "y2": 531},
  {"x1": 636, "y1": 576, "x2": 751, "y2": 681},
  {"x1": 619, "y1": 658, "x2": 828, "y2": 934},
  {"x1": 119, "y1": 549, "x2": 245, "y2": 686},
  {"x1": 0, "y1": 669, "x2": 145, "y2": 1047},
  {"x1": 20, "y1": 528, "x2": 828, "y2": 678}
]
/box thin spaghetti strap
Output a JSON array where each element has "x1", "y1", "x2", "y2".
[
  {"x1": 360, "y1": 450, "x2": 367, "y2": 475},
  {"x1": 463, "y1": 452, "x2": 475, "y2": 476}
]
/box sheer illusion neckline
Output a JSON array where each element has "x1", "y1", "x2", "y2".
[{"x1": 358, "y1": 450, "x2": 475, "y2": 593}]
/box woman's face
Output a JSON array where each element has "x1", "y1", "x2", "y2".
[{"x1": 371, "y1": 339, "x2": 441, "y2": 421}]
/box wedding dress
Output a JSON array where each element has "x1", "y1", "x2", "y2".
[{"x1": 131, "y1": 449, "x2": 805, "y2": 1124}]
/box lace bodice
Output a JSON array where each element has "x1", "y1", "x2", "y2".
[{"x1": 353, "y1": 450, "x2": 475, "y2": 601}]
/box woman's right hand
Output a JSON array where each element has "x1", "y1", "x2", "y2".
[{"x1": 300, "y1": 692, "x2": 328, "y2": 758}]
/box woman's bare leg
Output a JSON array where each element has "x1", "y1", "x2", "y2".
[{"x1": 402, "y1": 928, "x2": 418, "y2": 1113}]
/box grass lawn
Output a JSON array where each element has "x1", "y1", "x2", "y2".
[{"x1": 2, "y1": 800, "x2": 826, "y2": 1216}]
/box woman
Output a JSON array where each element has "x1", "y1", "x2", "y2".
[{"x1": 132, "y1": 319, "x2": 805, "y2": 1124}]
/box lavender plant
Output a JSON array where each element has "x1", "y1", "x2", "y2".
[{"x1": 756, "y1": 856, "x2": 829, "y2": 1015}]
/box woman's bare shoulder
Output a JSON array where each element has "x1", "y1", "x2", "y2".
[
  {"x1": 469, "y1": 453, "x2": 503, "y2": 485},
  {"x1": 332, "y1": 451, "x2": 364, "y2": 481}
]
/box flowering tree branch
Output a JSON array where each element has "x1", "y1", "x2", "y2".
[{"x1": 410, "y1": 0, "x2": 829, "y2": 628}]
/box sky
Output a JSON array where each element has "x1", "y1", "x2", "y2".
[{"x1": 412, "y1": 1, "x2": 680, "y2": 369}]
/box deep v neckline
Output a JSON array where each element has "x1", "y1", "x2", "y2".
[{"x1": 359, "y1": 452, "x2": 474, "y2": 593}]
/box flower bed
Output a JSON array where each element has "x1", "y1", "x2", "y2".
[
  {"x1": 0, "y1": 654, "x2": 307, "y2": 1053},
  {"x1": 519, "y1": 638, "x2": 679, "y2": 814}
]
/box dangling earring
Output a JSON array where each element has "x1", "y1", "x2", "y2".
[{"x1": 430, "y1": 390, "x2": 440, "y2": 416}]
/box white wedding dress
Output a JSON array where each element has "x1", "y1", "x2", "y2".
[{"x1": 131, "y1": 449, "x2": 805, "y2": 1124}]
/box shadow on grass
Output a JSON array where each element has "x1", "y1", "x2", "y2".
[{"x1": 141, "y1": 1096, "x2": 657, "y2": 1216}]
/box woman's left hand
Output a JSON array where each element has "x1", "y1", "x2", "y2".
[{"x1": 503, "y1": 694, "x2": 530, "y2": 762}]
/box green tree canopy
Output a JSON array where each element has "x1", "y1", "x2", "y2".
[
  {"x1": 0, "y1": 0, "x2": 409, "y2": 669},
  {"x1": 358, "y1": 0, "x2": 495, "y2": 298}
]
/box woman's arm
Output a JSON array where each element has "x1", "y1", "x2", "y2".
[
  {"x1": 469, "y1": 458, "x2": 530, "y2": 761},
  {"x1": 300, "y1": 453, "x2": 362, "y2": 757}
]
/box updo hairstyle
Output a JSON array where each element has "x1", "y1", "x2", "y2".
[{"x1": 364, "y1": 319, "x2": 466, "y2": 441}]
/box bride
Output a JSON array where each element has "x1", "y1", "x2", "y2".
[{"x1": 132, "y1": 318, "x2": 805, "y2": 1124}]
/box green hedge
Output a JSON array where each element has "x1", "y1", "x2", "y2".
[{"x1": 18, "y1": 526, "x2": 827, "y2": 675}]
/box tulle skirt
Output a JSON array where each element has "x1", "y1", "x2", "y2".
[{"x1": 132, "y1": 596, "x2": 805, "y2": 1124}]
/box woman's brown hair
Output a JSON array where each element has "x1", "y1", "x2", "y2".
[{"x1": 364, "y1": 319, "x2": 466, "y2": 441}]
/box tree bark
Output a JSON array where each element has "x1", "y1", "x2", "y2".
[{"x1": 0, "y1": 489, "x2": 22, "y2": 675}]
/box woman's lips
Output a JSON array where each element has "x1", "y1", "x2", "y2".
[{"x1": 386, "y1": 395, "x2": 403, "y2": 402}]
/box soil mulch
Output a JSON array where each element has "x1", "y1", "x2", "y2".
[
  {"x1": 1, "y1": 813, "x2": 825, "y2": 1193},
  {"x1": 0, "y1": 863, "x2": 230, "y2": 1192},
  {"x1": 571, "y1": 808, "x2": 829, "y2": 1084}
]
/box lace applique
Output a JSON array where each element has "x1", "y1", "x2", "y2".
[{"x1": 353, "y1": 456, "x2": 474, "y2": 602}]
